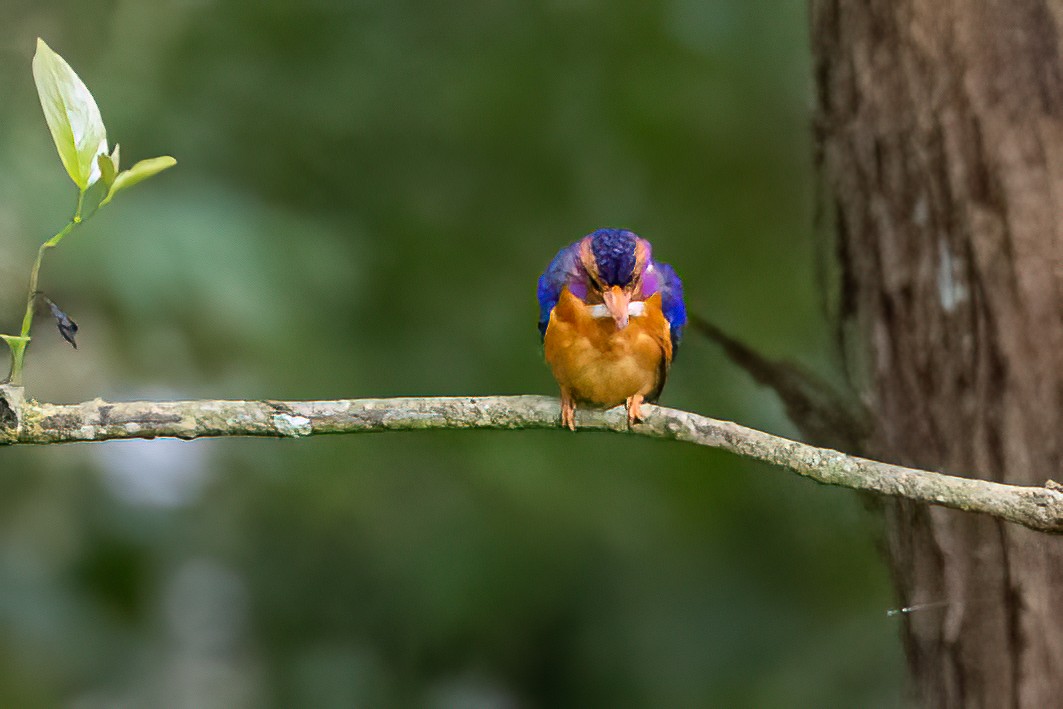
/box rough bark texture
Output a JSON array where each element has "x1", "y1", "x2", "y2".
[{"x1": 811, "y1": 1, "x2": 1063, "y2": 705}]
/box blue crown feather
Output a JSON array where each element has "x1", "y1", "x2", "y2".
[{"x1": 589, "y1": 228, "x2": 638, "y2": 286}]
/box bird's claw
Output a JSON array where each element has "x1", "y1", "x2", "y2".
[
  {"x1": 625, "y1": 394, "x2": 645, "y2": 427},
  {"x1": 561, "y1": 392, "x2": 577, "y2": 431}
]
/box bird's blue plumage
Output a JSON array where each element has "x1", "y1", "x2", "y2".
[
  {"x1": 537, "y1": 228, "x2": 686, "y2": 353},
  {"x1": 537, "y1": 242, "x2": 585, "y2": 338},
  {"x1": 653, "y1": 261, "x2": 686, "y2": 352},
  {"x1": 590, "y1": 228, "x2": 638, "y2": 286}
]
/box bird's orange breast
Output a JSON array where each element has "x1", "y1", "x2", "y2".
[{"x1": 544, "y1": 288, "x2": 673, "y2": 407}]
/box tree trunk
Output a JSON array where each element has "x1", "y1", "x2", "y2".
[{"x1": 810, "y1": 1, "x2": 1063, "y2": 706}]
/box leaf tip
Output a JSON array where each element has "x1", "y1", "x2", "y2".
[{"x1": 33, "y1": 37, "x2": 55, "y2": 64}]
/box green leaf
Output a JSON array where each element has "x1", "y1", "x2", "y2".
[
  {"x1": 97, "y1": 143, "x2": 119, "y2": 189},
  {"x1": 98, "y1": 156, "x2": 177, "y2": 208},
  {"x1": 32, "y1": 38, "x2": 108, "y2": 190}
]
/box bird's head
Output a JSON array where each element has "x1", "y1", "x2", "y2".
[{"x1": 577, "y1": 228, "x2": 650, "y2": 330}]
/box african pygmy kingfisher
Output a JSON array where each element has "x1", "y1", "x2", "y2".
[{"x1": 538, "y1": 228, "x2": 686, "y2": 430}]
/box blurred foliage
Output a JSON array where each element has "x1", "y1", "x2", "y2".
[{"x1": 0, "y1": 1, "x2": 903, "y2": 707}]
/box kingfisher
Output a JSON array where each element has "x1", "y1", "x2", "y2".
[{"x1": 537, "y1": 228, "x2": 686, "y2": 430}]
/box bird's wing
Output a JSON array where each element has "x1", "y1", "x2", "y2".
[
  {"x1": 652, "y1": 261, "x2": 686, "y2": 354},
  {"x1": 537, "y1": 242, "x2": 586, "y2": 339}
]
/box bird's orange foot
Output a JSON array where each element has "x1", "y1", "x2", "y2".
[
  {"x1": 625, "y1": 394, "x2": 645, "y2": 427},
  {"x1": 561, "y1": 392, "x2": 577, "y2": 431}
]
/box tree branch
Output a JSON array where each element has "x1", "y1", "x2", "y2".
[
  {"x1": 688, "y1": 313, "x2": 870, "y2": 451},
  {"x1": 2, "y1": 386, "x2": 1061, "y2": 534}
]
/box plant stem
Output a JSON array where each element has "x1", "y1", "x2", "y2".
[{"x1": 4, "y1": 191, "x2": 86, "y2": 385}]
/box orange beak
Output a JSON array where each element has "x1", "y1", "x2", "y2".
[{"x1": 601, "y1": 286, "x2": 631, "y2": 329}]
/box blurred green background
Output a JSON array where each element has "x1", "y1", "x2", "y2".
[{"x1": 0, "y1": 1, "x2": 903, "y2": 706}]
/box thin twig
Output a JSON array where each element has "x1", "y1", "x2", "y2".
[{"x1": 688, "y1": 313, "x2": 870, "y2": 451}]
